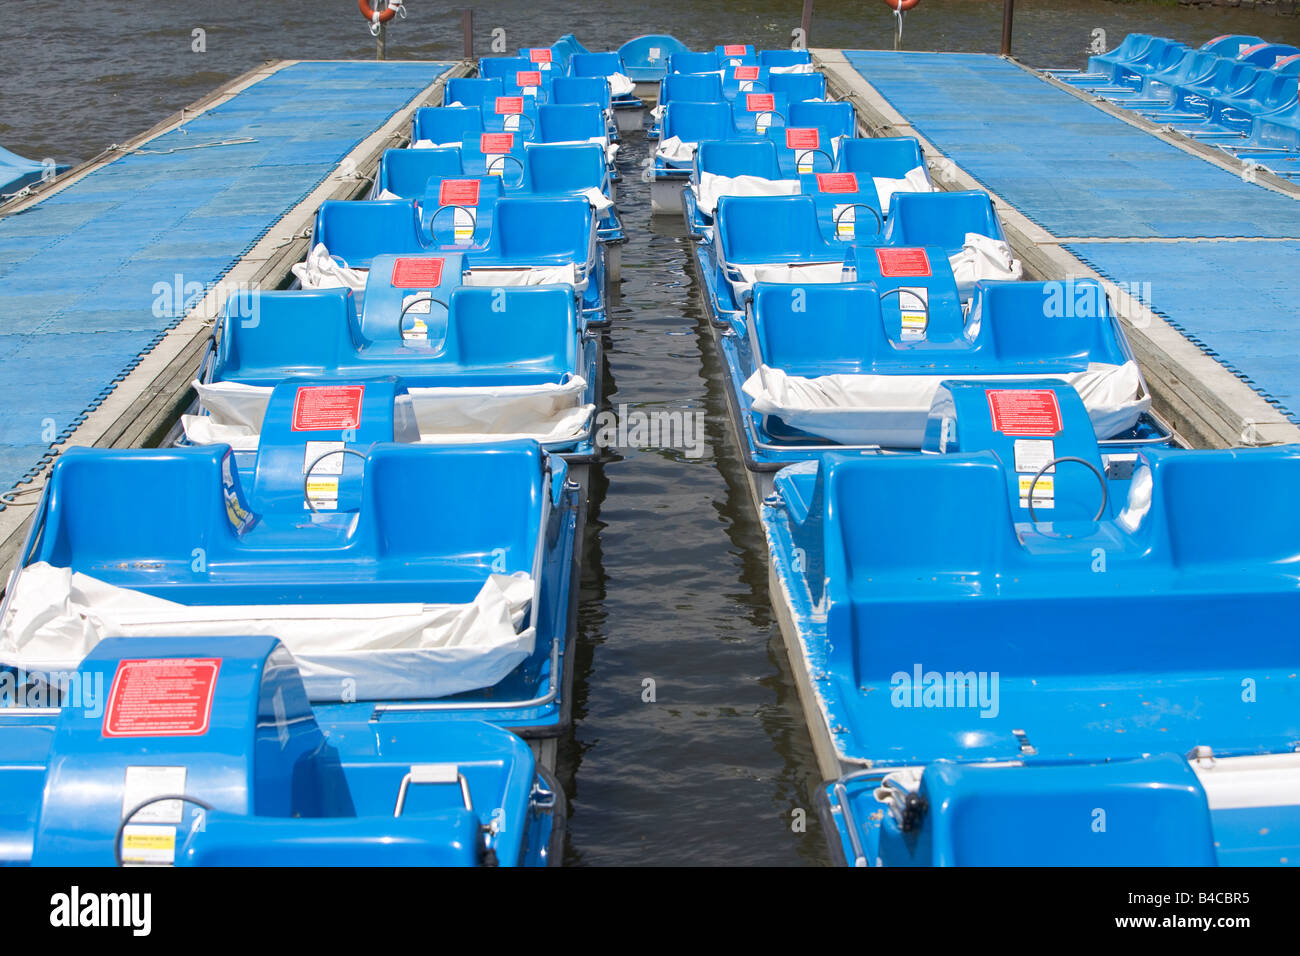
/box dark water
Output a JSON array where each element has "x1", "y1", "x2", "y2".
[{"x1": 3, "y1": 0, "x2": 1297, "y2": 866}]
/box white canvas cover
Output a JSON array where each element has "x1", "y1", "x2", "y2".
[
  {"x1": 183, "y1": 378, "x2": 593, "y2": 449},
  {"x1": 742, "y1": 361, "x2": 1150, "y2": 447},
  {"x1": 655, "y1": 135, "x2": 697, "y2": 164},
  {"x1": 872, "y1": 165, "x2": 933, "y2": 214},
  {"x1": 691, "y1": 172, "x2": 802, "y2": 217},
  {"x1": 606, "y1": 72, "x2": 636, "y2": 96},
  {"x1": 723, "y1": 260, "x2": 846, "y2": 300},
  {"x1": 462, "y1": 262, "x2": 581, "y2": 289},
  {"x1": 948, "y1": 233, "x2": 1024, "y2": 291},
  {"x1": 0, "y1": 563, "x2": 537, "y2": 702},
  {"x1": 291, "y1": 243, "x2": 368, "y2": 292}
]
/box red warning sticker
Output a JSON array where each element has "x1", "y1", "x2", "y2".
[
  {"x1": 391, "y1": 257, "x2": 446, "y2": 288},
  {"x1": 480, "y1": 132, "x2": 515, "y2": 153},
  {"x1": 723, "y1": 44, "x2": 748, "y2": 56},
  {"x1": 291, "y1": 385, "x2": 365, "y2": 431},
  {"x1": 875, "y1": 247, "x2": 931, "y2": 277},
  {"x1": 103, "y1": 658, "x2": 221, "y2": 738},
  {"x1": 816, "y1": 172, "x2": 859, "y2": 193},
  {"x1": 529, "y1": 48, "x2": 553, "y2": 63},
  {"x1": 734, "y1": 65, "x2": 760, "y2": 81},
  {"x1": 515, "y1": 71, "x2": 543, "y2": 88},
  {"x1": 785, "y1": 127, "x2": 820, "y2": 149},
  {"x1": 987, "y1": 389, "x2": 1063, "y2": 437},
  {"x1": 495, "y1": 96, "x2": 525, "y2": 115},
  {"x1": 437, "y1": 179, "x2": 481, "y2": 207},
  {"x1": 746, "y1": 93, "x2": 775, "y2": 111}
]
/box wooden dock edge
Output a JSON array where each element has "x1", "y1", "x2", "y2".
[
  {"x1": 812, "y1": 48, "x2": 1300, "y2": 453},
  {"x1": 0, "y1": 58, "x2": 474, "y2": 580}
]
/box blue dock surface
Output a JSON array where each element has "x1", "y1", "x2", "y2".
[
  {"x1": 844, "y1": 52, "x2": 1300, "y2": 424},
  {"x1": 0, "y1": 60, "x2": 453, "y2": 497}
]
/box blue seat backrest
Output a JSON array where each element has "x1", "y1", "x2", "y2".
[
  {"x1": 550, "y1": 76, "x2": 612, "y2": 109},
  {"x1": 788, "y1": 100, "x2": 855, "y2": 140},
  {"x1": 363, "y1": 441, "x2": 542, "y2": 570},
  {"x1": 697, "y1": 139, "x2": 784, "y2": 180},
  {"x1": 851, "y1": 244, "x2": 964, "y2": 339},
  {"x1": 885, "y1": 190, "x2": 1005, "y2": 252},
  {"x1": 759, "y1": 50, "x2": 812, "y2": 69},
  {"x1": 798, "y1": 171, "x2": 885, "y2": 241},
  {"x1": 571, "y1": 52, "x2": 625, "y2": 78},
  {"x1": 216, "y1": 288, "x2": 362, "y2": 385},
  {"x1": 837, "y1": 137, "x2": 926, "y2": 179},
  {"x1": 252, "y1": 378, "x2": 413, "y2": 515},
  {"x1": 375, "y1": 147, "x2": 463, "y2": 198},
  {"x1": 478, "y1": 196, "x2": 593, "y2": 261},
  {"x1": 966, "y1": 279, "x2": 1128, "y2": 368},
  {"x1": 524, "y1": 143, "x2": 607, "y2": 194},
  {"x1": 444, "y1": 285, "x2": 578, "y2": 376},
  {"x1": 662, "y1": 101, "x2": 735, "y2": 143},
  {"x1": 751, "y1": 282, "x2": 888, "y2": 376},
  {"x1": 312, "y1": 200, "x2": 426, "y2": 267},
  {"x1": 716, "y1": 194, "x2": 840, "y2": 263},
  {"x1": 413, "y1": 105, "x2": 484, "y2": 144},
  {"x1": 537, "y1": 103, "x2": 605, "y2": 142},
  {"x1": 669, "y1": 51, "x2": 721, "y2": 75},
  {"x1": 769, "y1": 72, "x2": 827, "y2": 102},
  {"x1": 446, "y1": 76, "x2": 504, "y2": 108},
  {"x1": 359, "y1": 252, "x2": 466, "y2": 340},
  {"x1": 660, "y1": 72, "x2": 725, "y2": 105},
  {"x1": 1145, "y1": 446, "x2": 1300, "y2": 569},
  {"x1": 827, "y1": 451, "x2": 1013, "y2": 584},
  {"x1": 766, "y1": 125, "x2": 836, "y2": 174},
  {"x1": 479, "y1": 56, "x2": 536, "y2": 80},
  {"x1": 33, "y1": 446, "x2": 243, "y2": 575}
]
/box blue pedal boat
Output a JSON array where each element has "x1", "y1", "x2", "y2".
[
  {"x1": 760, "y1": 379, "x2": 1300, "y2": 865},
  {"x1": 304, "y1": 195, "x2": 609, "y2": 326},
  {"x1": 0, "y1": 636, "x2": 561, "y2": 866},
  {"x1": 182, "y1": 281, "x2": 600, "y2": 467},
  {"x1": 712, "y1": 276, "x2": 1167, "y2": 482}
]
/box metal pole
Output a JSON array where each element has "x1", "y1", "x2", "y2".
[
  {"x1": 462, "y1": 8, "x2": 474, "y2": 60},
  {"x1": 801, "y1": 0, "x2": 814, "y2": 48},
  {"x1": 376, "y1": 1, "x2": 387, "y2": 61},
  {"x1": 1001, "y1": 0, "x2": 1014, "y2": 57}
]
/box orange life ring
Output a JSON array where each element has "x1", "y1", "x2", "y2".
[
  {"x1": 358, "y1": 0, "x2": 397, "y2": 24},
  {"x1": 884, "y1": 0, "x2": 920, "y2": 10}
]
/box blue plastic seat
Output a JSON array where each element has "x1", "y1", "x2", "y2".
[
  {"x1": 720, "y1": 65, "x2": 773, "y2": 100},
  {"x1": 659, "y1": 102, "x2": 736, "y2": 170},
  {"x1": 536, "y1": 103, "x2": 606, "y2": 143},
  {"x1": 1075, "y1": 33, "x2": 1155, "y2": 84},
  {"x1": 413, "y1": 105, "x2": 484, "y2": 144},
  {"x1": 446, "y1": 76, "x2": 504, "y2": 108},
  {"x1": 835, "y1": 136, "x2": 926, "y2": 179},
  {"x1": 571, "y1": 51, "x2": 626, "y2": 79},
  {"x1": 847, "y1": 244, "x2": 965, "y2": 340},
  {"x1": 788, "y1": 100, "x2": 856, "y2": 141},
  {"x1": 716, "y1": 194, "x2": 846, "y2": 268},
  {"x1": 697, "y1": 139, "x2": 785, "y2": 180},
  {"x1": 373, "y1": 147, "x2": 464, "y2": 198},
  {"x1": 467, "y1": 196, "x2": 596, "y2": 272},
  {"x1": 659, "y1": 72, "x2": 725, "y2": 106},
  {"x1": 669, "y1": 51, "x2": 722, "y2": 75},
  {"x1": 714, "y1": 44, "x2": 757, "y2": 65},
  {"x1": 769, "y1": 71, "x2": 827, "y2": 103},
  {"x1": 549, "y1": 76, "x2": 612, "y2": 111},
  {"x1": 312, "y1": 200, "x2": 428, "y2": 268},
  {"x1": 883, "y1": 190, "x2": 1006, "y2": 254},
  {"x1": 1111, "y1": 41, "x2": 1189, "y2": 88},
  {"x1": 797, "y1": 170, "x2": 884, "y2": 242},
  {"x1": 418, "y1": 175, "x2": 502, "y2": 247},
  {"x1": 458, "y1": 130, "x2": 529, "y2": 180},
  {"x1": 478, "y1": 56, "x2": 537, "y2": 80},
  {"x1": 759, "y1": 50, "x2": 812, "y2": 69}
]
